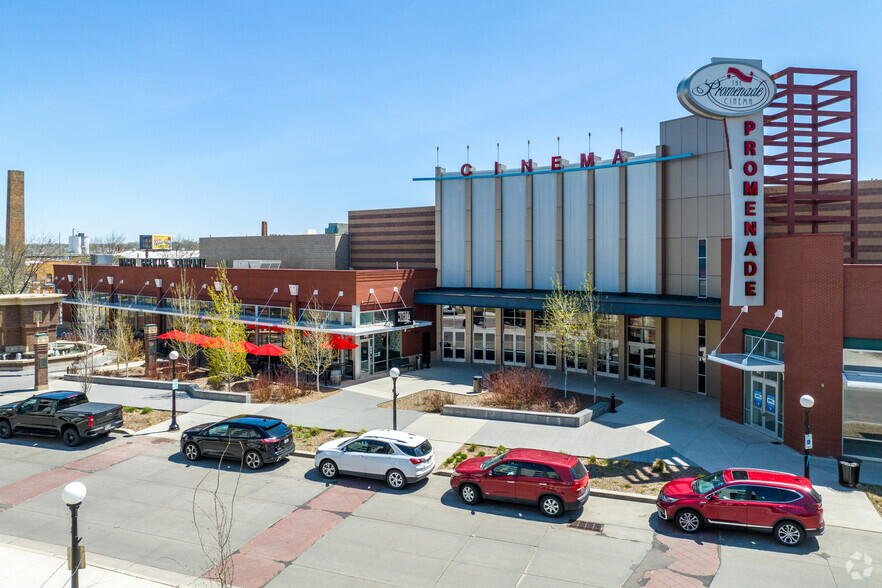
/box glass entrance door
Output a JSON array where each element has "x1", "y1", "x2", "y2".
[
  {"x1": 360, "y1": 339, "x2": 373, "y2": 375},
  {"x1": 747, "y1": 373, "x2": 781, "y2": 438},
  {"x1": 626, "y1": 316, "x2": 656, "y2": 384}
]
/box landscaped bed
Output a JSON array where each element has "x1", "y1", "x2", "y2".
[
  {"x1": 445, "y1": 443, "x2": 708, "y2": 497},
  {"x1": 286, "y1": 426, "x2": 363, "y2": 452},
  {"x1": 122, "y1": 406, "x2": 173, "y2": 431},
  {"x1": 864, "y1": 484, "x2": 882, "y2": 517}
]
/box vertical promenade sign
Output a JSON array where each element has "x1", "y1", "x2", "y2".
[{"x1": 678, "y1": 59, "x2": 776, "y2": 307}]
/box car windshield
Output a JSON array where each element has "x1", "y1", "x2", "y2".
[
  {"x1": 395, "y1": 440, "x2": 433, "y2": 457},
  {"x1": 481, "y1": 452, "x2": 509, "y2": 470},
  {"x1": 692, "y1": 471, "x2": 727, "y2": 494}
]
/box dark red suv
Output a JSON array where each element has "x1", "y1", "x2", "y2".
[
  {"x1": 451, "y1": 448, "x2": 589, "y2": 517},
  {"x1": 657, "y1": 468, "x2": 824, "y2": 545}
]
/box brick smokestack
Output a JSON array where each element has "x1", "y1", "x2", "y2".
[
  {"x1": 261, "y1": 221, "x2": 268, "y2": 236},
  {"x1": 6, "y1": 171, "x2": 24, "y2": 249}
]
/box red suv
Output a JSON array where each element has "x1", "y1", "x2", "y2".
[
  {"x1": 451, "y1": 448, "x2": 589, "y2": 517},
  {"x1": 657, "y1": 468, "x2": 824, "y2": 546}
]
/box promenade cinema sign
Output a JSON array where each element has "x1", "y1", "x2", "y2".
[{"x1": 678, "y1": 60, "x2": 776, "y2": 307}]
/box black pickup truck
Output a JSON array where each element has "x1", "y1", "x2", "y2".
[{"x1": 0, "y1": 391, "x2": 124, "y2": 447}]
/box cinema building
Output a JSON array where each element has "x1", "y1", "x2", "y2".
[{"x1": 53, "y1": 65, "x2": 880, "y2": 459}]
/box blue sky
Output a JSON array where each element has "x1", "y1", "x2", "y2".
[{"x1": 1, "y1": 1, "x2": 880, "y2": 243}]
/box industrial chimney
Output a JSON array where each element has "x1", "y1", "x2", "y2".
[
  {"x1": 261, "y1": 221, "x2": 268, "y2": 236},
  {"x1": 6, "y1": 171, "x2": 24, "y2": 250}
]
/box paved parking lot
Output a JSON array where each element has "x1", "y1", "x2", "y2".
[{"x1": 0, "y1": 431, "x2": 879, "y2": 587}]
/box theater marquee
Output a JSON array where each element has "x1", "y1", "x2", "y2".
[{"x1": 678, "y1": 59, "x2": 776, "y2": 307}]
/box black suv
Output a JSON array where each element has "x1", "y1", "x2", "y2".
[{"x1": 180, "y1": 415, "x2": 295, "y2": 470}]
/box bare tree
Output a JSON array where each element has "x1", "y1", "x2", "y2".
[
  {"x1": 577, "y1": 274, "x2": 602, "y2": 403},
  {"x1": 192, "y1": 444, "x2": 240, "y2": 588},
  {"x1": 92, "y1": 230, "x2": 127, "y2": 255},
  {"x1": 170, "y1": 270, "x2": 203, "y2": 373},
  {"x1": 168, "y1": 234, "x2": 199, "y2": 260},
  {"x1": 73, "y1": 267, "x2": 101, "y2": 396},
  {"x1": 542, "y1": 274, "x2": 584, "y2": 398},
  {"x1": 0, "y1": 234, "x2": 56, "y2": 295},
  {"x1": 299, "y1": 301, "x2": 337, "y2": 392},
  {"x1": 281, "y1": 305, "x2": 306, "y2": 387},
  {"x1": 108, "y1": 310, "x2": 142, "y2": 377}
]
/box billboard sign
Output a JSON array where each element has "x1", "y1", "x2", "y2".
[{"x1": 139, "y1": 235, "x2": 172, "y2": 250}]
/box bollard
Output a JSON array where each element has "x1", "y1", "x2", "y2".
[{"x1": 609, "y1": 393, "x2": 617, "y2": 413}]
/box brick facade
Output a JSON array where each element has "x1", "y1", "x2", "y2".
[
  {"x1": 5, "y1": 170, "x2": 24, "y2": 250},
  {"x1": 349, "y1": 207, "x2": 435, "y2": 270},
  {"x1": 0, "y1": 294, "x2": 63, "y2": 351},
  {"x1": 721, "y1": 234, "x2": 852, "y2": 457}
]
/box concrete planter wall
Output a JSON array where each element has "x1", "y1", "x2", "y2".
[
  {"x1": 61, "y1": 374, "x2": 252, "y2": 403},
  {"x1": 442, "y1": 401, "x2": 608, "y2": 427}
]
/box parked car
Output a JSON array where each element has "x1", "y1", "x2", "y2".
[
  {"x1": 656, "y1": 468, "x2": 824, "y2": 546},
  {"x1": 0, "y1": 391, "x2": 123, "y2": 447},
  {"x1": 450, "y1": 448, "x2": 590, "y2": 517},
  {"x1": 315, "y1": 429, "x2": 435, "y2": 489},
  {"x1": 180, "y1": 415, "x2": 295, "y2": 470}
]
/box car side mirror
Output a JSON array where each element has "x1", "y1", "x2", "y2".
[{"x1": 708, "y1": 494, "x2": 719, "y2": 502}]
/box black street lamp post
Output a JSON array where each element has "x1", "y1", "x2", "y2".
[
  {"x1": 169, "y1": 350, "x2": 180, "y2": 431},
  {"x1": 62, "y1": 482, "x2": 87, "y2": 588},
  {"x1": 390, "y1": 367, "x2": 400, "y2": 430},
  {"x1": 800, "y1": 394, "x2": 815, "y2": 479}
]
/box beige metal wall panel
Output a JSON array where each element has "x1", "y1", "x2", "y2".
[
  {"x1": 563, "y1": 170, "x2": 590, "y2": 289},
  {"x1": 502, "y1": 176, "x2": 527, "y2": 288},
  {"x1": 440, "y1": 179, "x2": 467, "y2": 286},
  {"x1": 471, "y1": 178, "x2": 496, "y2": 288},
  {"x1": 594, "y1": 167, "x2": 620, "y2": 292},
  {"x1": 532, "y1": 173, "x2": 557, "y2": 290}
]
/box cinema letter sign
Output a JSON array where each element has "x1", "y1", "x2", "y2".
[{"x1": 678, "y1": 60, "x2": 776, "y2": 307}]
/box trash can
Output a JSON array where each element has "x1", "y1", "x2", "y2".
[
  {"x1": 416, "y1": 356, "x2": 423, "y2": 370},
  {"x1": 838, "y1": 456, "x2": 862, "y2": 487},
  {"x1": 473, "y1": 375, "x2": 483, "y2": 394},
  {"x1": 330, "y1": 369, "x2": 342, "y2": 385}
]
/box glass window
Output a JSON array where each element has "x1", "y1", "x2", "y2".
[
  {"x1": 698, "y1": 319, "x2": 707, "y2": 395},
  {"x1": 491, "y1": 462, "x2": 519, "y2": 477},
  {"x1": 368, "y1": 441, "x2": 394, "y2": 454},
  {"x1": 207, "y1": 424, "x2": 230, "y2": 437},
  {"x1": 698, "y1": 238, "x2": 707, "y2": 299},
  {"x1": 715, "y1": 485, "x2": 749, "y2": 501},
  {"x1": 520, "y1": 463, "x2": 559, "y2": 479},
  {"x1": 345, "y1": 439, "x2": 370, "y2": 453},
  {"x1": 395, "y1": 440, "x2": 433, "y2": 457}
]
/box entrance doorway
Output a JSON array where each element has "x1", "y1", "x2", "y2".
[
  {"x1": 626, "y1": 316, "x2": 656, "y2": 384},
  {"x1": 745, "y1": 372, "x2": 782, "y2": 439}
]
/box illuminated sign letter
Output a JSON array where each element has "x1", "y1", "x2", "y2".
[
  {"x1": 551, "y1": 156, "x2": 562, "y2": 170},
  {"x1": 612, "y1": 149, "x2": 625, "y2": 164},
  {"x1": 580, "y1": 152, "x2": 596, "y2": 168},
  {"x1": 461, "y1": 164, "x2": 473, "y2": 177},
  {"x1": 521, "y1": 159, "x2": 533, "y2": 173}
]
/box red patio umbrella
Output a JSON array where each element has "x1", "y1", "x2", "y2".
[
  {"x1": 322, "y1": 335, "x2": 359, "y2": 350},
  {"x1": 188, "y1": 333, "x2": 210, "y2": 345},
  {"x1": 241, "y1": 340, "x2": 259, "y2": 353},
  {"x1": 251, "y1": 343, "x2": 289, "y2": 356},
  {"x1": 246, "y1": 324, "x2": 286, "y2": 333},
  {"x1": 157, "y1": 330, "x2": 190, "y2": 341},
  {"x1": 200, "y1": 336, "x2": 232, "y2": 349}
]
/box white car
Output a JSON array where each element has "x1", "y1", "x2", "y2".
[{"x1": 314, "y1": 429, "x2": 435, "y2": 489}]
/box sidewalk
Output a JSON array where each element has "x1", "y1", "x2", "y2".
[{"x1": 0, "y1": 534, "x2": 214, "y2": 587}]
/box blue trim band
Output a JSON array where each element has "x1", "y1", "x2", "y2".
[{"x1": 412, "y1": 153, "x2": 695, "y2": 181}]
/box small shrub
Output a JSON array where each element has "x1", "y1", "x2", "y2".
[
  {"x1": 309, "y1": 426, "x2": 322, "y2": 437},
  {"x1": 140, "y1": 406, "x2": 153, "y2": 415},
  {"x1": 444, "y1": 457, "x2": 454, "y2": 466},
  {"x1": 424, "y1": 390, "x2": 456, "y2": 413},
  {"x1": 468, "y1": 443, "x2": 477, "y2": 452},
  {"x1": 250, "y1": 386, "x2": 274, "y2": 403},
  {"x1": 554, "y1": 397, "x2": 581, "y2": 414},
  {"x1": 496, "y1": 445, "x2": 507, "y2": 455},
  {"x1": 587, "y1": 455, "x2": 597, "y2": 465},
  {"x1": 357, "y1": 429, "x2": 366, "y2": 435},
  {"x1": 477, "y1": 451, "x2": 485, "y2": 457},
  {"x1": 208, "y1": 376, "x2": 225, "y2": 390},
  {"x1": 333, "y1": 428, "x2": 346, "y2": 438},
  {"x1": 123, "y1": 406, "x2": 137, "y2": 413},
  {"x1": 455, "y1": 454, "x2": 466, "y2": 463},
  {"x1": 484, "y1": 366, "x2": 552, "y2": 411},
  {"x1": 652, "y1": 458, "x2": 667, "y2": 473},
  {"x1": 624, "y1": 482, "x2": 632, "y2": 488},
  {"x1": 621, "y1": 458, "x2": 632, "y2": 469}
]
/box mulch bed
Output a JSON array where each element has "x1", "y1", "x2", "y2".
[
  {"x1": 379, "y1": 388, "x2": 621, "y2": 415},
  {"x1": 122, "y1": 407, "x2": 174, "y2": 431}
]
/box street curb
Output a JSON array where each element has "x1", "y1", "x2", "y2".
[{"x1": 431, "y1": 469, "x2": 658, "y2": 503}]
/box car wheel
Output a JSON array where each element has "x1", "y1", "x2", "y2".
[
  {"x1": 539, "y1": 495, "x2": 564, "y2": 517},
  {"x1": 676, "y1": 509, "x2": 703, "y2": 533},
  {"x1": 460, "y1": 483, "x2": 482, "y2": 505},
  {"x1": 183, "y1": 442, "x2": 201, "y2": 462},
  {"x1": 244, "y1": 450, "x2": 264, "y2": 470},
  {"x1": 774, "y1": 520, "x2": 805, "y2": 546},
  {"x1": 62, "y1": 427, "x2": 82, "y2": 447},
  {"x1": 319, "y1": 459, "x2": 339, "y2": 479},
  {"x1": 386, "y1": 469, "x2": 406, "y2": 489},
  {"x1": 0, "y1": 419, "x2": 12, "y2": 439}
]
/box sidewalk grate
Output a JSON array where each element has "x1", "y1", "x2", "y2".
[{"x1": 568, "y1": 520, "x2": 604, "y2": 533}]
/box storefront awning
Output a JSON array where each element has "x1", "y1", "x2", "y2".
[
  {"x1": 843, "y1": 370, "x2": 882, "y2": 390},
  {"x1": 708, "y1": 352, "x2": 785, "y2": 372}
]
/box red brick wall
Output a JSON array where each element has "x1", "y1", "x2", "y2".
[{"x1": 722, "y1": 234, "x2": 845, "y2": 457}]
